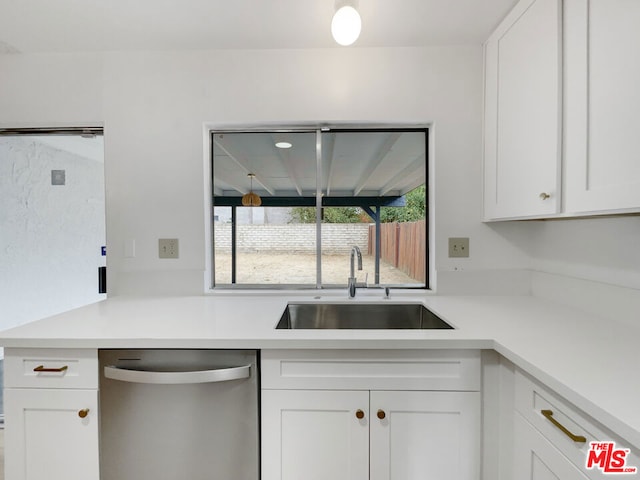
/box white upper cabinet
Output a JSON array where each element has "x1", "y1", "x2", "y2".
[
  {"x1": 564, "y1": 0, "x2": 640, "y2": 214},
  {"x1": 484, "y1": 0, "x2": 562, "y2": 220},
  {"x1": 485, "y1": 0, "x2": 640, "y2": 220}
]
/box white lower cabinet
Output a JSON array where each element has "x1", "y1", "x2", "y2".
[
  {"x1": 262, "y1": 389, "x2": 369, "y2": 480},
  {"x1": 262, "y1": 389, "x2": 480, "y2": 480},
  {"x1": 513, "y1": 413, "x2": 589, "y2": 480},
  {"x1": 261, "y1": 350, "x2": 482, "y2": 480},
  {"x1": 370, "y1": 390, "x2": 480, "y2": 480},
  {"x1": 5, "y1": 388, "x2": 100, "y2": 480},
  {"x1": 3, "y1": 348, "x2": 100, "y2": 480},
  {"x1": 509, "y1": 368, "x2": 640, "y2": 480}
]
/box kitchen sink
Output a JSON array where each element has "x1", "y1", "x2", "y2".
[{"x1": 275, "y1": 303, "x2": 454, "y2": 330}]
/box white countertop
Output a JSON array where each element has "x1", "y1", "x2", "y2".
[{"x1": 1, "y1": 292, "x2": 639, "y2": 450}]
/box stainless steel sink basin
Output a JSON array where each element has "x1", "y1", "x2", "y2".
[{"x1": 276, "y1": 303, "x2": 453, "y2": 330}]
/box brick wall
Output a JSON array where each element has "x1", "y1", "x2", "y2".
[{"x1": 214, "y1": 223, "x2": 370, "y2": 254}]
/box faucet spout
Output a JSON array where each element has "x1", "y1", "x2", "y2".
[
  {"x1": 350, "y1": 246, "x2": 362, "y2": 278},
  {"x1": 348, "y1": 246, "x2": 363, "y2": 298}
]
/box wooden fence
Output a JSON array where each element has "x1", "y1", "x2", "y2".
[{"x1": 368, "y1": 220, "x2": 426, "y2": 283}]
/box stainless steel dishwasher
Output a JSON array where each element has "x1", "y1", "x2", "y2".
[{"x1": 99, "y1": 349, "x2": 259, "y2": 480}]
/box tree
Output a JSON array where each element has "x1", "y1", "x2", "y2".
[
  {"x1": 288, "y1": 207, "x2": 316, "y2": 223},
  {"x1": 380, "y1": 185, "x2": 426, "y2": 223},
  {"x1": 289, "y1": 207, "x2": 364, "y2": 224},
  {"x1": 288, "y1": 185, "x2": 425, "y2": 224}
]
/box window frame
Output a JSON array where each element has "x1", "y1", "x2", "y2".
[{"x1": 209, "y1": 126, "x2": 430, "y2": 291}]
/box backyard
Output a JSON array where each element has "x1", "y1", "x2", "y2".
[{"x1": 215, "y1": 252, "x2": 416, "y2": 285}]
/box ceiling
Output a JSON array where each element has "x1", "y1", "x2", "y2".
[
  {"x1": 0, "y1": 0, "x2": 518, "y2": 53},
  {"x1": 213, "y1": 130, "x2": 426, "y2": 199}
]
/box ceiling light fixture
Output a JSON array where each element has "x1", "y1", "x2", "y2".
[
  {"x1": 241, "y1": 173, "x2": 262, "y2": 207},
  {"x1": 275, "y1": 141, "x2": 292, "y2": 149},
  {"x1": 331, "y1": 0, "x2": 361, "y2": 46}
]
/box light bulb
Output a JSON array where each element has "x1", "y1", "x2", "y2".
[{"x1": 331, "y1": 5, "x2": 361, "y2": 46}]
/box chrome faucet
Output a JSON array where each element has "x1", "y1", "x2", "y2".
[{"x1": 348, "y1": 246, "x2": 363, "y2": 298}]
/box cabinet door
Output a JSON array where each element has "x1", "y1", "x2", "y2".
[
  {"x1": 370, "y1": 391, "x2": 481, "y2": 480},
  {"x1": 514, "y1": 413, "x2": 590, "y2": 480},
  {"x1": 261, "y1": 389, "x2": 369, "y2": 480},
  {"x1": 5, "y1": 388, "x2": 99, "y2": 480},
  {"x1": 484, "y1": 0, "x2": 562, "y2": 219},
  {"x1": 564, "y1": 0, "x2": 640, "y2": 214}
]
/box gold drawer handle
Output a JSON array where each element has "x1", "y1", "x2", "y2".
[
  {"x1": 78, "y1": 409, "x2": 90, "y2": 419},
  {"x1": 355, "y1": 409, "x2": 365, "y2": 420},
  {"x1": 541, "y1": 409, "x2": 587, "y2": 443},
  {"x1": 34, "y1": 365, "x2": 68, "y2": 373},
  {"x1": 377, "y1": 409, "x2": 386, "y2": 420}
]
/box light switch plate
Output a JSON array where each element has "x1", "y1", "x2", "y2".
[
  {"x1": 448, "y1": 237, "x2": 469, "y2": 258},
  {"x1": 159, "y1": 238, "x2": 179, "y2": 259},
  {"x1": 51, "y1": 170, "x2": 65, "y2": 185}
]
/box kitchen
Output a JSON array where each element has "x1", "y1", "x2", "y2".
[{"x1": 1, "y1": 0, "x2": 639, "y2": 479}]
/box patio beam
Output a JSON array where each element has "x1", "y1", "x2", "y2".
[{"x1": 213, "y1": 196, "x2": 406, "y2": 208}]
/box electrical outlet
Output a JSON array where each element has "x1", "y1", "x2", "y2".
[
  {"x1": 159, "y1": 238, "x2": 179, "y2": 259},
  {"x1": 448, "y1": 237, "x2": 469, "y2": 258}
]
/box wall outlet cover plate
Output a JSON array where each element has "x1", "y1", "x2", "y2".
[
  {"x1": 448, "y1": 237, "x2": 469, "y2": 258},
  {"x1": 159, "y1": 238, "x2": 179, "y2": 259}
]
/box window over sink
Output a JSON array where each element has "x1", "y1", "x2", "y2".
[{"x1": 210, "y1": 127, "x2": 429, "y2": 289}]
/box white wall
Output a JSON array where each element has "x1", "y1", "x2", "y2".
[
  {"x1": 0, "y1": 53, "x2": 103, "y2": 126},
  {"x1": 0, "y1": 136, "x2": 106, "y2": 332},
  {"x1": 103, "y1": 48, "x2": 538, "y2": 293},
  {"x1": 12, "y1": 47, "x2": 634, "y2": 297},
  {"x1": 527, "y1": 217, "x2": 640, "y2": 289}
]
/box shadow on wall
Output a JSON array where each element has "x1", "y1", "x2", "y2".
[{"x1": 487, "y1": 216, "x2": 640, "y2": 290}]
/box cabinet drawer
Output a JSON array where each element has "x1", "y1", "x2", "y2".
[
  {"x1": 515, "y1": 370, "x2": 640, "y2": 479},
  {"x1": 513, "y1": 412, "x2": 590, "y2": 479},
  {"x1": 261, "y1": 349, "x2": 480, "y2": 391},
  {"x1": 4, "y1": 348, "x2": 98, "y2": 389}
]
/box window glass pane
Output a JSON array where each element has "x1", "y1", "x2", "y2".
[
  {"x1": 212, "y1": 128, "x2": 427, "y2": 288},
  {"x1": 320, "y1": 131, "x2": 426, "y2": 287},
  {"x1": 212, "y1": 131, "x2": 317, "y2": 286}
]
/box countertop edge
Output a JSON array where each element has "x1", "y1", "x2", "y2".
[{"x1": 1, "y1": 294, "x2": 639, "y2": 451}]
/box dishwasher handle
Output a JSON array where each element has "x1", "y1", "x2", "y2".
[{"x1": 104, "y1": 364, "x2": 251, "y2": 385}]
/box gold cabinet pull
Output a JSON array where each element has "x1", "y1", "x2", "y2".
[
  {"x1": 377, "y1": 409, "x2": 386, "y2": 420},
  {"x1": 355, "y1": 409, "x2": 365, "y2": 419},
  {"x1": 78, "y1": 409, "x2": 90, "y2": 419},
  {"x1": 34, "y1": 365, "x2": 68, "y2": 373},
  {"x1": 541, "y1": 409, "x2": 586, "y2": 443},
  {"x1": 539, "y1": 192, "x2": 551, "y2": 200}
]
